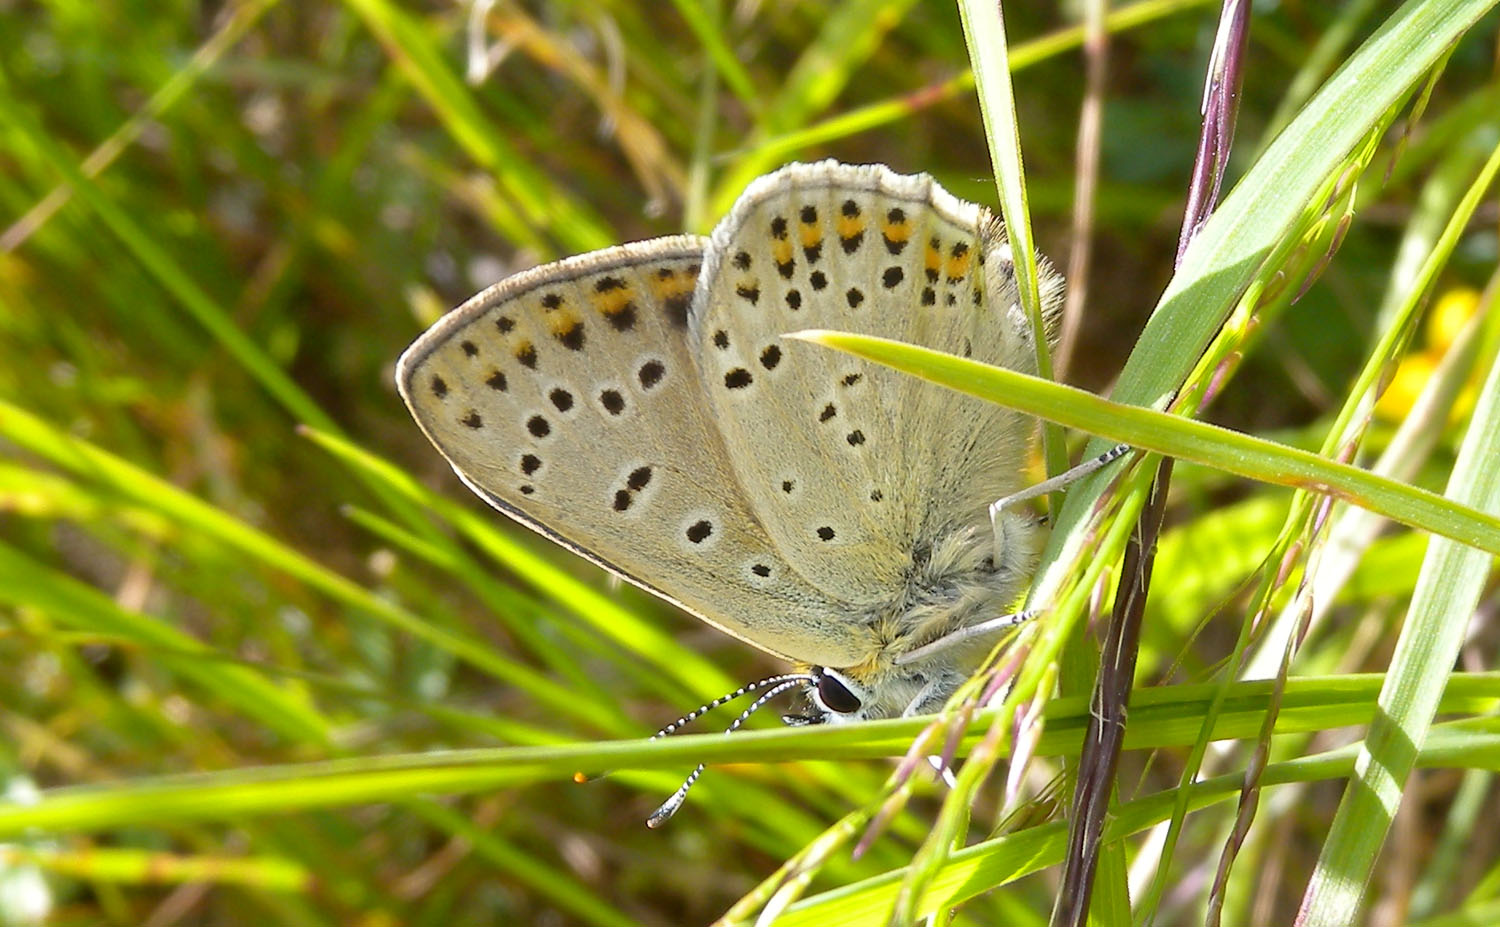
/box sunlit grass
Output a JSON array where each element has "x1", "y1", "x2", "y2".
[{"x1": 2, "y1": 2, "x2": 1499, "y2": 925}]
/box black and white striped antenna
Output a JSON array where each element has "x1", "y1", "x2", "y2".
[{"x1": 646, "y1": 673, "x2": 814, "y2": 828}]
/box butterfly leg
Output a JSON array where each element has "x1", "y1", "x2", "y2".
[
  {"x1": 927, "y1": 755, "x2": 959, "y2": 788},
  {"x1": 989, "y1": 443, "x2": 1131, "y2": 565},
  {"x1": 902, "y1": 671, "x2": 964, "y2": 718},
  {"x1": 906, "y1": 678, "x2": 964, "y2": 788}
]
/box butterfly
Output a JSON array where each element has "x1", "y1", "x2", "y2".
[{"x1": 397, "y1": 161, "x2": 1071, "y2": 822}]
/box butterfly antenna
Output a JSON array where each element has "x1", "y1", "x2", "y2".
[
  {"x1": 589, "y1": 674, "x2": 812, "y2": 785},
  {"x1": 649, "y1": 673, "x2": 815, "y2": 740},
  {"x1": 646, "y1": 676, "x2": 810, "y2": 828}
]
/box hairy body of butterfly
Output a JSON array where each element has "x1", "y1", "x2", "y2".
[{"x1": 397, "y1": 161, "x2": 1061, "y2": 734}]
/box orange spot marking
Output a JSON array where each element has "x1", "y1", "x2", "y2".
[
  {"x1": 881, "y1": 218, "x2": 910, "y2": 245},
  {"x1": 925, "y1": 241, "x2": 942, "y2": 278},
  {"x1": 800, "y1": 221, "x2": 822, "y2": 251},
  {"x1": 590, "y1": 287, "x2": 633, "y2": 318},
  {"x1": 772, "y1": 237, "x2": 795, "y2": 266},
  {"x1": 837, "y1": 214, "x2": 865, "y2": 241},
  {"x1": 545, "y1": 307, "x2": 582, "y2": 337},
  {"x1": 649, "y1": 271, "x2": 694, "y2": 305},
  {"x1": 946, "y1": 250, "x2": 972, "y2": 281}
]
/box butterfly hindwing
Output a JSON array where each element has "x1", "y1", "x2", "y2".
[{"x1": 688, "y1": 162, "x2": 1060, "y2": 606}]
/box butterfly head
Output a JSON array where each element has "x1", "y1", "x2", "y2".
[
  {"x1": 645, "y1": 629, "x2": 1007, "y2": 824},
  {"x1": 780, "y1": 666, "x2": 870, "y2": 725},
  {"x1": 782, "y1": 654, "x2": 976, "y2": 725}
]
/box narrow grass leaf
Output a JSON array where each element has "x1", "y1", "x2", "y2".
[
  {"x1": 1297, "y1": 277, "x2": 1500, "y2": 923},
  {"x1": 740, "y1": 723, "x2": 1500, "y2": 927},
  {"x1": 0, "y1": 539, "x2": 331, "y2": 745},
  {"x1": 717, "y1": 0, "x2": 1213, "y2": 213},
  {"x1": 6, "y1": 672, "x2": 1496, "y2": 839},
  {"x1": 0, "y1": 400, "x2": 596, "y2": 726},
  {"x1": 343, "y1": 0, "x2": 612, "y2": 253},
  {"x1": 1047, "y1": 0, "x2": 1500, "y2": 543},
  {"x1": 664, "y1": 0, "x2": 762, "y2": 118},
  {"x1": 790, "y1": 330, "x2": 1500, "y2": 556}
]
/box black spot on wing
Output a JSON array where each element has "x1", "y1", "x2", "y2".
[
  {"x1": 638, "y1": 360, "x2": 665, "y2": 389},
  {"x1": 627, "y1": 466, "x2": 652, "y2": 490}
]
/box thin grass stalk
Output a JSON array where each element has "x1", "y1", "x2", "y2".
[
  {"x1": 1244, "y1": 143, "x2": 1500, "y2": 922},
  {"x1": 1052, "y1": 457, "x2": 1172, "y2": 927},
  {"x1": 1055, "y1": 0, "x2": 1108, "y2": 381},
  {"x1": 1295, "y1": 144, "x2": 1500, "y2": 927},
  {"x1": 0, "y1": 0, "x2": 281, "y2": 253},
  {"x1": 955, "y1": 0, "x2": 1066, "y2": 482},
  {"x1": 721, "y1": 0, "x2": 1213, "y2": 193},
  {"x1": 1061, "y1": 4, "x2": 1249, "y2": 923}
]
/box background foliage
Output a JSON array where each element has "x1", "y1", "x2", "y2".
[{"x1": 1, "y1": 1, "x2": 1498, "y2": 925}]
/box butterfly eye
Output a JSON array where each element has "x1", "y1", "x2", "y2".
[{"x1": 816, "y1": 670, "x2": 862, "y2": 714}]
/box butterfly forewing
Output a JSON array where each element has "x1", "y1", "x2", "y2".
[
  {"x1": 397, "y1": 236, "x2": 868, "y2": 669},
  {"x1": 689, "y1": 162, "x2": 1059, "y2": 606}
]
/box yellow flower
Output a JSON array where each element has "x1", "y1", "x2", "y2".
[
  {"x1": 1374, "y1": 287, "x2": 1483, "y2": 423},
  {"x1": 1375, "y1": 352, "x2": 1438, "y2": 422},
  {"x1": 1426, "y1": 286, "x2": 1481, "y2": 352}
]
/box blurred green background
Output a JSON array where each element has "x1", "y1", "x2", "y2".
[{"x1": 2, "y1": 1, "x2": 1498, "y2": 925}]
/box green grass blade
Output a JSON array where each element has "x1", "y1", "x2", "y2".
[
  {"x1": 0, "y1": 94, "x2": 338, "y2": 435},
  {"x1": 0, "y1": 400, "x2": 599, "y2": 727},
  {"x1": 341, "y1": 0, "x2": 612, "y2": 254},
  {"x1": 1297, "y1": 261, "x2": 1500, "y2": 923},
  {"x1": 0, "y1": 539, "x2": 331, "y2": 745},
  {"x1": 1048, "y1": 0, "x2": 1500, "y2": 537},
  {"x1": 663, "y1": 0, "x2": 762, "y2": 118},
  {"x1": 5, "y1": 673, "x2": 1495, "y2": 837},
  {"x1": 409, "y1": 802, "x2": 638, "y2": 927},
  {"x1": 0, "y1": 0, "x2": 280, "y2": 253},
  {"x1": 791, "y1": 329, "x2": 1500, "y2": 556},
  {"x1": 0, "y1": 845, "x2": 310, "y2": 893},
  {"x1": 734, "y1": 721, "x2": 1500, "y2": 927},
  {"x1": 955, "y1": 0, "x2": 1050, "y2": 383}
]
